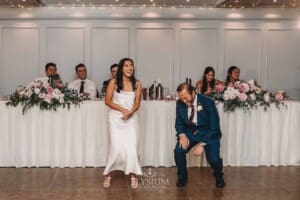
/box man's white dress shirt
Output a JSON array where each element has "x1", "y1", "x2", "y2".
[{"x1": 68, "y1": 79, "x2": 97, "y2": 100}]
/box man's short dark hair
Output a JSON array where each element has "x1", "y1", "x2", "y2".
[
  {"x1": 110, "y1": 63, "x2": 118, "y2": 72},
  {"x1": 45, "y1": 62, "x2": 56, "y2": 71},
  {"x1": 75, "y1": 63, "x2": 86, "y2": 72},
  {"x1": 177, "y1": 82, "x2": 195, "y2": 95}
]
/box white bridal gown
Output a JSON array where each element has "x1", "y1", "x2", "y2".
[{"x1": 103, "y1": 90, "x2": 142, "y2": 175}]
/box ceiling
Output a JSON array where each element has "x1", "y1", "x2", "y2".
[{"x1": 0, "y1": 0, "x2": 299, "y2": 8}]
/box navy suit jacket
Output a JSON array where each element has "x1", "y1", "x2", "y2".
[{"x1": 175, "y1": 94, "x2": 222, "y2": 144}]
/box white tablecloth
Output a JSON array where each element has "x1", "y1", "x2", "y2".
[{"x1": 0, "y1": 100, "x2": 299, "y2": 167}]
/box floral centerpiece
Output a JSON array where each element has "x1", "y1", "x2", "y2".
[
  {"x1": 6, "y1": 80, "x2": 82, "y2": 114},
  {"x1": 208, "y1": 80, "x2": 288, "y2": 112}
]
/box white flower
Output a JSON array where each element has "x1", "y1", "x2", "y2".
[
  {"x1": 44, "y1": 94, "x2": 52, "y2": 104},
  {"x1": 247, "y1": 80, "x2": 255, "y2": 90},
  {"x1": 197, "y1": 104, "x2": 203, "y2": 112},
  {"x1": 34, "y1": 88, "x2": 40, "y2": 94},
  {"x1": 19, "y1": 90, "x2": 26, "y2": 96},
  {"x1": 247, "y1": 80, "x2": 255, "y2": 86},
  {"x1": 264, "y1": 92, "x2": 270, "y2": 103},
  {"x1": 238, "y1": 93, "x2": 248, "y2": 102},
  {"x1": 223, "y1": 93, "x2": 229, "y2": 100},
  {"x1": 275, "y1": 90, "x2": 285, "y2": 101},
  {"x1": 239, "y1": 83, "x2": 250, "y2": 93},
  {"x1": 247, "y1": 80, "x2": 262, "y2": 93},
  {"x1": 250, "y1": 93, "x2": 256, "y2": 101},
  {"x1": 59, "y1": 94, "x2": 65, "y2": 100},
  {"x1": 53, "y1": 88, "x2": 62, "y2": 94},
  {"x1": 59, "y1": 98, "x2": 65, "y2": 104},
  {"x1": 52, "y1": 88, "x2": 62, "y2": 100},
  {"x1": 39, "y1": 93, "x2": 46, "y2": 99},
  {"x1": 25, "y1": 89, "x2": 33, "y2": 97},
  {"x1": 234, "y1": 81, "x2": 241, "y2": 88},
  {"x1": 33, "y1": 81, "x2": 42, "y2": 88},
  {"x1": 255, "y1": 88, "x2": 262, "y2": 94},
  {"x1": 223, "y1": 87, "x2": 240, "y2": 100}
]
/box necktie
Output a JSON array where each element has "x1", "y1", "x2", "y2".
[
  {"x1": 80, "y1": 81, "x2": 85, "y2": 94},
  {"x1": 189, "y1": 105, "x2": 195, "y2": 123}
]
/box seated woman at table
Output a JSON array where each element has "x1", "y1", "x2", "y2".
[
  {"x1": 103, "y1": 58, "x2": 142, "y2": 189},
  {"x1": 195, "y1": 66, "x2": 223, "y2": 95},
  {"x1": 224, "y1": 66, "x2": 240, "y2": 87}
]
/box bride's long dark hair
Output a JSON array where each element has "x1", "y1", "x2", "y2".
[{"x1": 116, "y1": 58, "x2": 137, "y2": 93}]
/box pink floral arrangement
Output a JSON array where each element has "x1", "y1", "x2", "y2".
[
  {"x1": 6, "y1": 80, "x2": 82, "y2": 114},
  {"x1": 208, "y1": 80, "x2": 288, "y2": 112},
  {"x1": 216, "y1": 84, "x2": 225, "y2": 93}
]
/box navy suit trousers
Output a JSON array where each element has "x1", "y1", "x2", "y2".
[{"x1": 174, "y1": 135, "x2": 223, "y2": 182}]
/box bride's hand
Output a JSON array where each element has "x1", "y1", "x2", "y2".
[{"x1": 121, "y1": 109, "x2": 131, "y2": 120}]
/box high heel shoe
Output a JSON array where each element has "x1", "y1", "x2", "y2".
[
  {"x1": 131, "y1": 176, "x2": 138, "y2": 189},
  {"x1": 103, "y1": 175, "x2": 111, "y2": 189}
]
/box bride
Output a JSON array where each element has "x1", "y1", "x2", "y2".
[{"x1": 103, "y1": 58, "x2": 143, "y2": 189}]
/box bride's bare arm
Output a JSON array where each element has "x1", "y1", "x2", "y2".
[{"x1": 129, "y1": 81, "x2": 142, "y2": 115}]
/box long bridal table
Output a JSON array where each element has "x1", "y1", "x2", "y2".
[{"x1": 0, "y1": 100, "x2": 299, "y2": 168}]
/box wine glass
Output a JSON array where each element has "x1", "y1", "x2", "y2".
[
  {"x1": 163, "y1": 87, "x2": 170, "y2": 100},
  {"x1": 170, "y1": 91, "x2": 177, "y2": 101}
]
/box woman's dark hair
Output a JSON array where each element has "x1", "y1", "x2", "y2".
[
  {"x1": 116, "y1": 58, "x2": 137, "y2": 93},
  {"x1": 201, "y1": 66, "x2": 215, "y2": 94},
  {"x1": 45, "y1": 62, "x2": 56, "y2": 71},
  {"x1": 225, "y1": 65, "x2": 240, "y2": 85}
]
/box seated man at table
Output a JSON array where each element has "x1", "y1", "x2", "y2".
[
  {"x1": 28, "y1": 62, "x2": 63, "y2": 88},
  {"x1": 101, "y1": 63, "x2": 118, "y2": 95},
  {"x1": 68, "y1": 63, "x2": 97, "y2": 100},
  {"x1": 174, "y1": 82, "x2": 225, "y2": 188}
]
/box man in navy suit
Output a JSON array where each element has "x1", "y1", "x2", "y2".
[{"x1": 174, "y1": 82, "x2": 225, "y2": 188}]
